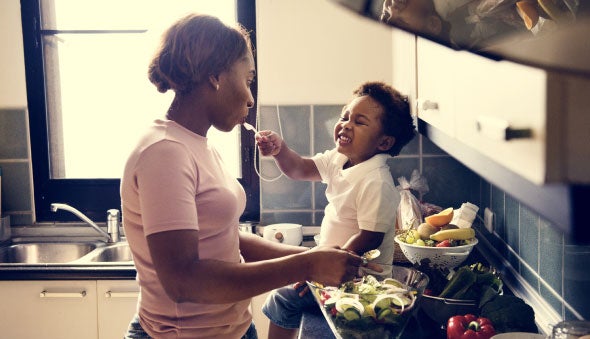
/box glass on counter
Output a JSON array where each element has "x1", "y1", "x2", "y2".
[{"x1": 552, "y1": 320, "x2": 590, "y2": 339}]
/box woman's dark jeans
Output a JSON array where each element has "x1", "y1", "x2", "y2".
[{"x1": 124, "y1": 314, "x2": 258, "y2": 339}]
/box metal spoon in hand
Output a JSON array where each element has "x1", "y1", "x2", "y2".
[
  {"x1": 361, "y1": 249, "x2": 380, "y2": 266},
  {"x1": 242, "y1": 122, "x2": 258, "y2": 133}
]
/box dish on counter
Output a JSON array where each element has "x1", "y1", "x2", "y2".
[
  {"x1": 394, "y1": 234, "x2": 478, "y2": 269},
  {"x1": 307, "y1": 266, "x2": 429, "y2": 339},
  {"x1": 419, "y1": 294, "x2": 478, "y2": 326},
  {"x1": 490, "y1": 333, "x2": 545, "y2": 339}
]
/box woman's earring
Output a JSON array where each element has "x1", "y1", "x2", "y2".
[{"x1": 216, "y1": 84, "x2": 220, "y2": 91}]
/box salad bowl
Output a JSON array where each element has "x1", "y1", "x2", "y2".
[{"x1": 307, "y1": 265, "x2": 429, "y2": 339}]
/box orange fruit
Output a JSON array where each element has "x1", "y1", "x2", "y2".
[{"x1": 425, "y1": 207, "x2": 454, "y2": 227}]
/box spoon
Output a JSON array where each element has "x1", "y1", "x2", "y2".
[
  {"x1": 242, "y1": 122, "x2": 258, "y2": 133},
  {"x1": 361, "y1": 249, "x2": 381, "y2": 266}
]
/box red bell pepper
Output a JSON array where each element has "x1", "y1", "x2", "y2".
[{"x1": 447, "y1": 314, "x2": 495, "y2": 339}]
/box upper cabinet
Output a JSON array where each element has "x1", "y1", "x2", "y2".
[
  {"x1": 452, "y1": 48, "x2": 547, "y2": 184},
  {"x1": 416, "y1": 37, "x2": 590, "y2": 185},
  {"x1": 416, "y1": 38, "x2": 457, "y2": 142}
]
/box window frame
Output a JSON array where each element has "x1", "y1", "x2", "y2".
[{"x1": 20, "y1": 0, "x2": 259, "y2": 223}]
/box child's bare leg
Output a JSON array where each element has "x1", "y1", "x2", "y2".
[{"x1": 268, "y1": 322, "x2": 298, "y2": 339}]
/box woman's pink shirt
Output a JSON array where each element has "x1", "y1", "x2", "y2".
[{"x1": 121, "y1": 120, "x2": 250, "y2": 338}]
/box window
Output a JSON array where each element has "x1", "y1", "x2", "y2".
[{"x1": 21, "y1": 0, "x2": 259, "y2": 223}]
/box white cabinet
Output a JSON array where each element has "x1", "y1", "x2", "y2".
[
  {"x1": 416, "y1": 37, "x2": 590, "y2": 185},
  {"x1": 452, "y1": 50, "x2": 548, "y2": 184},
  {"x1": 391, "y1": 29, "x2": 417, "y2": 113},
  {"x1": 0, "y1": 280, "x2": 98, "y2": 339},
  {"x1": 97, "y1": 280, "x2": 139, "y2": 339},
  {"x1": 416, "y1": 38, "x2": 457, "y2": 138},
  {"x1": 0, "y1": 279, "x2": 139, "y2": 339}
]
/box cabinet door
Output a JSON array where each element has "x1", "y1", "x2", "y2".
[
  {"x1": 453, "y1": 52, "x2": 548, "y2": 184},
  {"x1": 416, "y1": 37, "x2": 457, "y2": 136},
  {"x1": 97, "y1": 280, "x2": 139, "y2": 339},
  {"x1": 0, "y1": 280, "x2": 97, "y2": 339},
  {"x1": 391, "y1": 29, "x2": 417, "y2": 109}
]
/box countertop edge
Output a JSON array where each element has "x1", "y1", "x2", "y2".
[{"x1": 0, "y1": 265, "x2": 136, "y2": 280}]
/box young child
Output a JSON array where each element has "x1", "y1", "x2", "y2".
[{"x1": 256, "y1": 81, "x2": 416, "y2": 339}]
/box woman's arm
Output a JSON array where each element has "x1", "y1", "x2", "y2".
[
  {"x1": 238, "y1": 231, "x2": 307, "y2": 262},
  {"x1": 147, "y1": 229, "x2": 364, "y2": 304}
]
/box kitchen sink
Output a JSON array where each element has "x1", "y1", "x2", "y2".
[
  {"x1": 86, "y1": 242, "x2": 133, "y2": 263},
  {"x1": 0, "y1": 242, "x2": 98, "y2": 264},
  {"x1": 0, "y1": 237, "x2": 134, "y2": 266}
]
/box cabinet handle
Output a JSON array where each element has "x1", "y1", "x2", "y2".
[
  {"x1": 476, "y1": 116, "x2": 532, "y2": 141},
  {"x1": 105, "y1": 291, "x2": 139, "y2": 298},
  {"x1": 419, "y1": 99, "x2": 439, "y2": 111},
  {"x1": 40, "y1": 290, "x2": 86, "y2": 298}
]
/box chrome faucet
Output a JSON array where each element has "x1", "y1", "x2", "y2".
[
  {"x1": 107, "y1": 209, "x2": 120, "y2": 243},
  {"x1": 50, "y1": 203, "x2": 119, "y2": 243}
]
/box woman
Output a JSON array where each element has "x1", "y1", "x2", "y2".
[{"x1": 121, "y1": 13, "x2": 367, "y2": 339}]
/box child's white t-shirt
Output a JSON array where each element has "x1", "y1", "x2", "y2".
[{"x1": 312, "y1": 149, "x2": 400, "y2": 276}]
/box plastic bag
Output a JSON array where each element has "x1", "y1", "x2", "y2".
[{"x1": 396, "y1": 170, "x2": 430, "y2": 230}]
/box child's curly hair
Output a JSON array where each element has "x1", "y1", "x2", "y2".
[{"x1": 353, "y1": 81, "x2": 416, "y2": 157}]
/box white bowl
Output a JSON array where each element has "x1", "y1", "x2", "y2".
[
  {"x1": 394, "y1": 235, "x2": 478, "y2": 269},
  {"x1": 491, "y1": 333, "x2": 545, "y2": 339}
]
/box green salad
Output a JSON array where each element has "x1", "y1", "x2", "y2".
[{"x1": 314, "y1": 275, "x2": 417, "y2": 330}]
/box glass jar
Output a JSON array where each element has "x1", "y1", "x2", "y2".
[{"x1": 552, "y1": 321, "x2": 590, "y2": 339}]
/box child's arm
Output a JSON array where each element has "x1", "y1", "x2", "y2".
[
  {"x1": 341, "y1": 230, "x2": 384, "y2": 256},
  {"x1": 256, "y1": 130, "x2": 321, "y2": 181}
]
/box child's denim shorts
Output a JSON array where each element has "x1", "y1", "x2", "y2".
[{"x1": 261, "y1": 284, "x2": 318, "y2": 329}]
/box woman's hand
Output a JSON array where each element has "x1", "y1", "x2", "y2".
[
  {"x1": 305, "y1": 246, "x2": 382, "y2": 287},
  {"x1": 255, "y1": 130, "x2": 283, "y2": 156}
]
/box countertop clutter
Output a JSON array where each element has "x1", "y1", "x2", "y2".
[{"x1": 298, "y1": 237, "x2": 543, "y2": 339}]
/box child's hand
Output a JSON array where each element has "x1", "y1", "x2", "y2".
[
  {"x1": 255, "y1": 130, "x2": 283, "y2": 156},
  {"x1": 293, "y1": 281, "x2": 310, "y2": 297}
]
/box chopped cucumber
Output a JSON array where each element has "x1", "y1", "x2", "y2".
[
  {"x1": 342, "y1": 309, "x2": 361, "y2": 321},
  {"x1": 391, "y1": 295, "x2": 412, "y2": 307},
  {"x1": 335, "y1": 298, "x2": 364, "y2": 315},
  {"x1": 377, "y1": 308, "x2": 392, "y2": 320},
  {"x1": 382, "y1": 278, "x2": 403, "y2": 288}
]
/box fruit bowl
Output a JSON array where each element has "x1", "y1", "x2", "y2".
[
  {"x1": 394, "y1": 235, "x2": 478, "y2": 269},
  {"x1": 307, "y1": 266, "x2": 429, "y2": 339}
]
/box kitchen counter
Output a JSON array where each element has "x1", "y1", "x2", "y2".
[
  {"x1": 0, "y1": 265, "x2": 136, "y2": 280},
  {"x1": 299, "y1": 306, "x2": 446, "y2": 338}
]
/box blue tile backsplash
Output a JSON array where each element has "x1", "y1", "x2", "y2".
[{"x1": 1, "y1": 105, "x2": 589, "y2": 322}]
